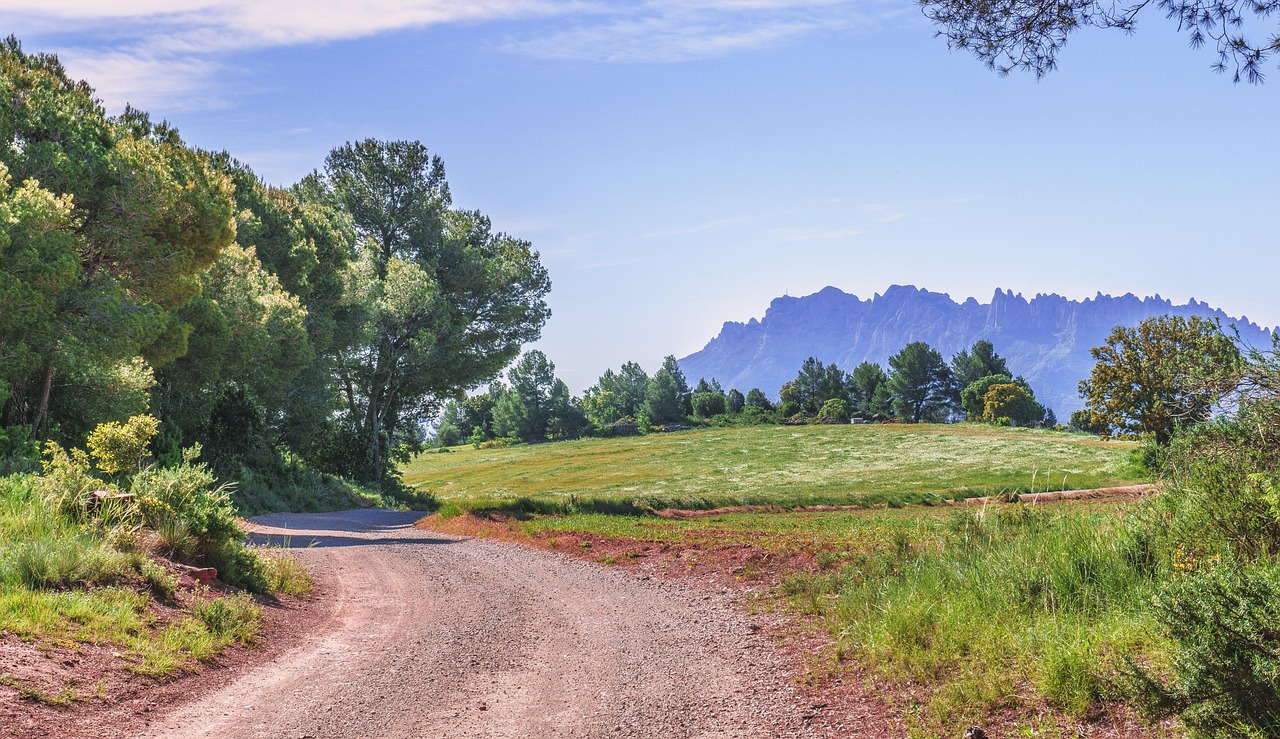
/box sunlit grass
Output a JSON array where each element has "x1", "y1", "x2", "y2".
[
  {"x1": 405, "y1": 424, "x2": 1142, "y2": 512},
  {"x1": 0, "y1": 474, "x2": 264, "y2": 679}
]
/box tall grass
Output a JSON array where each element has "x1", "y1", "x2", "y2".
[
  {"x1": 0, "y1": 470, "x2": 266, "y2": 681},
  {"x1": 782, "y1": 504, "x2": 1163, "y2": 731}
]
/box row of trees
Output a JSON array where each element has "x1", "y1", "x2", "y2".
[
  {"x1": 775, "y1": 340, "x2": 1051, "y2": 426},
  {"x1": 0, "y1": 39, "x2": 550, "y2": 488},
  {"x1": 439, "y1": 338, "x2": 1055, "y2": 446}
]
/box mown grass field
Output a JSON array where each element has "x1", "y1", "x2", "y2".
[{"x1": 404, "y1": 423, "x2": 1143, "y2": 512}]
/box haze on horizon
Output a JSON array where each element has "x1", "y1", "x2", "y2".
[{"x1": 3, "y1": 1, "x2": 1276, "y2": 394}]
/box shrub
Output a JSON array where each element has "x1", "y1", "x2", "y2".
[
  {"x1": 86, "y1": 414, "x2": 160, "y2": 476},
  {"x1": 131, "y1": 452, "x2": 241, "y2": 560},
  {"x1": 207, "y1": 542, "x2": 268, "y2": 593},
  {"x1": 1123, "y1": 562, "x2": 1280, "y2": 737},
  {"x1": 39, "y1": 442, "x2": 106, "y2": 522},
  {"x1": 0, "y1": 425, "x2": 40, "y2": 474},
  {"x1": 191, "y1": 593, "x2": 261, "y2": 644},
  {"x1": 818, "y1": 398, "x2": 849, "y2": 422},
  {"x1": 1157, "y1": 420, "x2": 1280, "y2": 562}
]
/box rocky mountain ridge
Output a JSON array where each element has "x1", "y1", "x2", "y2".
[{"x1": 677, "y1": 285, "x2": 1274, "y2": 416}]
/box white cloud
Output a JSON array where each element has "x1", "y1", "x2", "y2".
[
  {"x1": 501, "y1": 0, "x2": 871, "y2": 63},
  {"x1": 0, "y1": 0, "x2": 883, "y2": 110}
]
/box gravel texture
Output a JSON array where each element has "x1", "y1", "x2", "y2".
[{"x1": 135, "y1": 509, "x2": 820, "y2": 738}]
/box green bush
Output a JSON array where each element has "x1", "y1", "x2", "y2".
[
  {"x1": 1157, "y1": 420, "x2": 1280, "y2": 562},
  {"x1": 131, "y1": 454, "x2": 241, "y2": 560},
  {"x1": 1123, "y1": 562, "x2": 1280, "y2": 737},
  {"x1": 0, "y1": 425, "x2": 40, "y2": 474},
  {"x1": 86, "y1": 414, "x2": 160, "y2": 476},
  {"x1": 208, "y1": 542, "x2": 268, "y2": 593},
  {"x1": 38, "y1": 442, "x2": 106, "y2": 523}
]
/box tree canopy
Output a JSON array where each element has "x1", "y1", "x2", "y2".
[
  {"x1": 888, "y1": 342, "x2": 953, "y2": 422},
  {"x1": 919, "y1": 0, "x2": 1280, "y2": 82},
  {"x1": 310, "y1": 140, "x2": 551, "y2": 482},
  {"x1": 1079, "y1": 315, "x2": 1241, "y2": 443}
]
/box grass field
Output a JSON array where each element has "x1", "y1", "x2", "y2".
[{"x1": 404, "y1": 423, "x2": 1144, "y2": 513}]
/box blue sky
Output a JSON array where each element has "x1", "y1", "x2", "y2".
[{"x1": 3, "y1": 1, "x2": 1277, "y2": 393}]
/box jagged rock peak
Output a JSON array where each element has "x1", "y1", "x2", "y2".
[{"x1": 680, "y1": 285, "x2": 1273, "y2": 417}]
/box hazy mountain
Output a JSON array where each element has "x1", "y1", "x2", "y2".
[{"x1": 678, "y1": 285, "x2": 1274, "y2": 416}]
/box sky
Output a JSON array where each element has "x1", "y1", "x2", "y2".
[{"x1": 3, "y1": 1, "x2": 1278, "y2": 394}]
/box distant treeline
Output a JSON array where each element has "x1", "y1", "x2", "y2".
[{"x1": 438, "y1": 339, "x2": 1057, "y2": 446}]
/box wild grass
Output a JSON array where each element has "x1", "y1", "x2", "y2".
[
  {"x1": 406, "y1": 424, "x2": 1141, "y2": 514},
  {"x1": 0, "y1": 473, "x2": 266, "y2": 679},
  {"x1": 799, "y1": 505, "x2": 1162, "y2": 730},
  {"x1": 258, "y1": 546, "x2": 313, "y2": 596}
]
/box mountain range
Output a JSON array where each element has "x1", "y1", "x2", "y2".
[{"x1": 677, "y1": 285, "x2": 1275, "y2": 416}]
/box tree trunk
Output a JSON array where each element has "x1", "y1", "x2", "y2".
[{"x1": 31, "y1": 364, "x2": 54, "y2": 437}]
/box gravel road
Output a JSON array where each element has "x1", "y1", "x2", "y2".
[{"x1": 136, "y1": 509, "x2": 816, "y2": 738}]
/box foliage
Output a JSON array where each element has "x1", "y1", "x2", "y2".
[
  {"x1": 132, "y1": 457, "x2": 241, "y2": 562},
  {"x1": 644, "y1": 366, "x2": 687, "y2": 425},
  {"x1": 581, "y1": 361, "x2": 650, "y2": 429},
  {"x1": 745, "y1": 388, "x2": 773, "y2": 410},
  {"x1": 691, "y1": 390, "x2": 727, "y2": 418},
  {"x1": 1069, "y1": 408, "x2": 1109, "y2": 435},
  {"x1": 0, "y1": 424, "x2": 39, "y2": 473},
  {"x1": 779, "y1": 357, "x2": 848, "y2": 416},
  {"x1": 726, "y1": 388, "x2": 745, "y2": 414},
  {"x1": 919, "y1": 0, "x2": 1280, "y2": 82},
  {"x1": 982, "y1": 382, "x2": 1045, "y2": 427},
  {"x1": 308, "y1": 139, "x2": 551, "y2": 484},
  {"x1": 887, "y1": 341, "x2": 953, "y2": 422},
  {"x1": 951, "y1": 340, "x2": 1010, "y2": 389},
  {"x1": 848, "y1": 361, "x2": 890, "y2": 417},
  {"x1": 491, "y1": 350, "x2": 585, "y2": 442},
  {"x1": 86, "y1": 414, "x2": 160, "y2": 476},
  {"x1": 961, "y1": 374, "x2": 1015, "y2": 420},
  {"x1": 818, "y1": 397, "x2": 849, "y2": 421},
  {"x1": 1080, "y1": 315, "x2": 1241, "y2": 444},
  {"x1": 1124, "y1": 563, "x2": 1280, "y2": 737},
  {"x1": 0, "y1": 39, "x2": 235, "y2": 443}
]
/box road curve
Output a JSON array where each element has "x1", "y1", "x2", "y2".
[{"x1": 136, "y1": 509, "x2": 811, "y2": 738}]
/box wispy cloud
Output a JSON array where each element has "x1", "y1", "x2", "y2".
[
  {"x1": 641, "y1": 215, "x2": 754, "y2": 239},
  {"x1": 771, "y1": 224, "x2": 863, "y2": 242},
  {"x1": 0, "y1": 0, "x2": 883, "y2": 110}
]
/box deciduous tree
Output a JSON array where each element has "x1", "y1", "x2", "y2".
[{"x1": 1079, "y1": 315, "x2": 1240, "y2": 444}]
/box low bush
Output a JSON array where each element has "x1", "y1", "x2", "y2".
[
  {"x1": 1123, "y1": 562, "x2": 1280, "y2": 737},
  {"x1": 192, "y1": 593, "x2": 261, "y2": 644},
  {"x1": 131, "y1": 453, "x2": 241, "y2": 561}
]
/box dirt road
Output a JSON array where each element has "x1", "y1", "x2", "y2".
[{"x1": 136, "y1": 509, "x2": 816, "y2": 738}]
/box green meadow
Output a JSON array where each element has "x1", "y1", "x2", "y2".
[{"x1": 404, "y1": 423, "x2": 1143, "y2": 513}]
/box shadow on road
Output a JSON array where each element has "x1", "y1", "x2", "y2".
[
  {"x1": 246, "y1": 532, "x2": 461, "y2": 549},
  {"x1": 244, "y1": 509, "x2": 462, "y2": 548}
]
